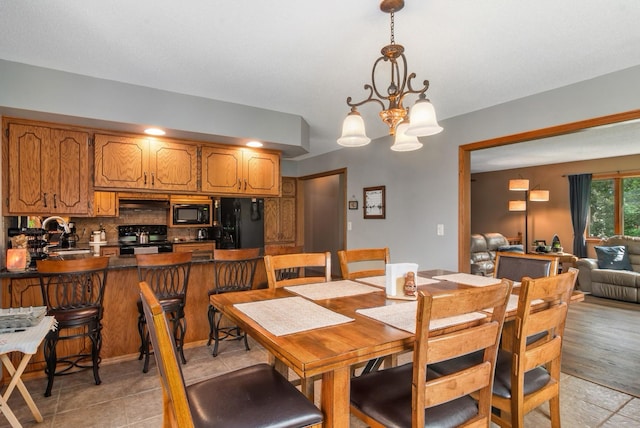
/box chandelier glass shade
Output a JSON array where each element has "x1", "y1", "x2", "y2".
[
  {"x1": 337, "y1": 0, "x2": 442, "y2": 151},
  {"x1": 390, "y1": 122, "x2": 423, "y2": 151}
]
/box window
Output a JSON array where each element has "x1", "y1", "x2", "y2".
[{"x1": 589, "y1": 175, "x2": 640, "y2": 237}]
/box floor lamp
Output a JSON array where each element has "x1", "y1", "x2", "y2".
[{"x1": 509, "y1": 179, "x2": 549, "y2": 252}]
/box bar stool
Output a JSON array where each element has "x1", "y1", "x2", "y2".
[
  {"x1": 37, "y1": 256, "x2": 110, "y2": 397},
  {"x1": 136, "y1": 252, "x2": 192, "y2": 373},
  {"x1": 208, "y1": 248, "x2": 261, "y2": 356}
]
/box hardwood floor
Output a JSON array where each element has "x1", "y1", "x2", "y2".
[{"x1": 563, "y1": 294, "x2": 640, "y2": 397}]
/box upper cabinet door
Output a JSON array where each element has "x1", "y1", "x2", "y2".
[
  {"x1": 243, "y1": 151, "x2": 280, "y2": 196},
  {"x1": 148, "y1": 140, "x2": 198, "y2": 192},
  {"x1": 200, "y1": 146, "x2": 243, "y2": 194},
  {"x1": 94, "y1": 134, "x2": 149, "y2": 189},
  {"x1": 7, "y1": 123, "x2": 89, "y2": 215}
]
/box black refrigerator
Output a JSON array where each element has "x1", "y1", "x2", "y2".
[{"x1": 218, "y1": 198, "x2": 264, "y2": 249}]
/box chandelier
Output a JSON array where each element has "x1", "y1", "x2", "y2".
[{"x1": 337, "y1": 0, "x2": 443, "y2": 151}]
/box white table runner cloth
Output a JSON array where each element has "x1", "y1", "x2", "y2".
[
  {"x1": 234, "y1": 296, "x2": 354, "y2": 336},
  {"x1": 357, "y1": 275, "x2": 439, "y2": 288},
  {"x1": 0, "y1": 316, "x2": 57, "y2": 355},
  {"x1": 285, "y1": 280, "x2": 381, "y2": 300},
  {"x1": 431, "y1": 273, "x2": 502, "y2": 287},
  {"x1": 356, "y1": 302, "x2": 486, "y2": 334}
]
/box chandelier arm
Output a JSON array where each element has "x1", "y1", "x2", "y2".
[{"x1": 346, "y1": 84, "x2": 386, "y2": 110}]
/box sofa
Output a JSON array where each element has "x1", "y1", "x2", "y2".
[
  {"x1": 470, "y1": 233, "x2": 523, "y2": 276},
  {"x1": 576, "y1": 235, "x2": 640, "y2": 302}
]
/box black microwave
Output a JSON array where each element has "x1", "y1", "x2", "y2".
[{"x1": 170, "y1": 201, "x2": 212, "y2": 226}]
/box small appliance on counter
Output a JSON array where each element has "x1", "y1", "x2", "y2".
[{"x1": 196, "y1": 228, "x2": 208, "y2": 240}]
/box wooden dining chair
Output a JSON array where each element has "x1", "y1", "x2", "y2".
[
  {"x1": 337, "y1": 247, "x2": 390, "y2": 280},
  {"x1": 208, "y1": 248, "x2": 261, "y2": 357},
  {"x1": 138, "y1": 281, "x2": 323, "y2": 428},
  {"x1": 350, "y1": 279, "x2": 513, "y2": 427},
  {"x1": 431, "y1": 269, "x2": 578, "y2": 428},
  {"x1": 263, "y1": 252, "x2": 331, "y2": 288},
  {"x1": 494, "y1": 251, "x2": 559, "y2": 281}
]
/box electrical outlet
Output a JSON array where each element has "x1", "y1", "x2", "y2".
[
  {"x1": 348, "y1": 221, "x2": 352, "y2": 231},
  {"x1": 437, "y1": 224, "x2": 444, "y2": 236}
]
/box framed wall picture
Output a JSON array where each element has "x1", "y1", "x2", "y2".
[
  {"x1": 363, "y1": 186, "x2": 385, "y2": 219},
  {"x1": 348, "y1": 200, "x2": 358, "y2": 210}
]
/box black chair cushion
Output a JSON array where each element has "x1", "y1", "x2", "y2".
[
  {"x1": 187, "y1": 363, "x2": 322, "y2": 428},
  {"x1": 49, "y1": 306, "x2": 100, "y2": 324},
  {"x1": 430, "y1": 350, "x2": 551, "y2": 399},
  {"x1": 350, "y1": 363, "x2": 479, "y2": 428}
]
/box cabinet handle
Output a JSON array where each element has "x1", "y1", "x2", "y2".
[
  {"x1": 53, "y1": 193, "x2": 57, "y2": 209},
  {"x1": 244, "y1": 179, "x2": 247, "y2": 191},
  {"x1": 151, "y1": 172, "x2": 155, "y2": 186},
  {"x1": 144, "y1": 172, "x2": 147, "y2": 185},
  {"x1": 43, "y1": 192, "x2": 48, "y2": 208},
  {"x1": 237, "y1": 179, "x2": 241, "y2": 190}
]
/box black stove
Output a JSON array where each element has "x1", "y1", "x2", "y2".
[{"x1": 118, "y1": 225, "x2": 173, "y2": 255}]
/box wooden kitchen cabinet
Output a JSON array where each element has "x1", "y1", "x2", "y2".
[
  {"x1": 201, "y1": 146, "x2": 280, "y2": 196},
  {"x1": 264, "y1": 177, "x2": 297, "y2": 245},
  {"x1": 6, "y1": 123, "x2": 90, "y2": 215},
  {"x1": 173, "y1": 242, "x2": 215, "y2": 258},
  {"x1": 93, "y1": 191, "x2": 118, "y2": 217},
  {"x1": 94, "y1": 134, "x2": 198, "y2": 192}
]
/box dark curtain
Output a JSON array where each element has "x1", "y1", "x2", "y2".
[{"x1": 568, "y1": 174, "x2": 592, "y2": 257}]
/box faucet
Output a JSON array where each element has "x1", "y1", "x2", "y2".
[{"x1": 41, "y1": 216, "x2": 71, "y2": 234}]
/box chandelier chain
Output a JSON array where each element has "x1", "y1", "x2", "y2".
[{"x1": 390, "y1": 12, "x2": 395, "y2": 45}]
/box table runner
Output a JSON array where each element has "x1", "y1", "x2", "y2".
[
  {"x1": 0, "y1": 316, "x2": 57, "y2": 354},
  {"x1": 431, "y1": 272, "x2": 502, "y2": 287},
  {"x1": 285, "y1": 280, "x2": 381, "y2": 300},
  {"x1": 356, "y1": 302, "x2": 486, "y2": 334},
  {"x1": 234, "y1": 296, "x2": 354, "y2": 336},
  {"x1": 357, "y1": 275, "x2": 439, "y2": 288}
]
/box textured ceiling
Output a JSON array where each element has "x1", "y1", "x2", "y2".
[{"x1": 1, "y1": 0, "x2": 640, "y2": 168}]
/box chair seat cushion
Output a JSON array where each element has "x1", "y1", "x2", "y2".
[
  {"x1": 430, "y1": 350, "x2": 551, "y2": 399},
  {"x1": 350, "y1": 363, "x2": 479, "y2": 428},
  {"x1": 187, "y1": 363, "x2": 322, "y2": 428},
  {"x1": 136, "y1": 297, "x2": 184, "y2": 313},
  {"x1": 49, "y1": 306, "x2": 100, "y2": 324}
]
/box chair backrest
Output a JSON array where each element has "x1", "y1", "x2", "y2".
[
  {"x1": 337, "y1": 247, "x2": 390, "y2": 280},
  {"x1": 139, "y1": 281, "x2": 194, "y2": 428},
  {"x1": 263, "y1": 244, "x2": 304, "y2": 255},
  {"x1": 264, "y1": 252, "x2": 331, "y2": 288},
  {"x1": 494, "y1": 252, "x2": 558, "y2": 282},
  {"x1": 412, "y1": 279, "x2": 512, "y2": 427},
  {"x1": 211, "y1": 248, "x2": 261, "y2": 294},
  {"x1": 37, "y1": 256, "x2": 110, "y2": 312},
  {"x1": 136, "y1": 252, "x2": 192, "y2": 300}
]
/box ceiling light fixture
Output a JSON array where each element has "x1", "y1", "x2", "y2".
[
  {"x1": 246, "y1": 141, "x2": 263, "y2": 148},
  {"x1": 144, "y1": 128, "x2": 165, "y2": 136},
  {"x1": 337, "y1": 0, "x2": 443, "y2": 151}
]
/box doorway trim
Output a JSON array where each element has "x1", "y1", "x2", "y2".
[{"x1": 458, "y1": 109, "x2": 640, "y2": 272}]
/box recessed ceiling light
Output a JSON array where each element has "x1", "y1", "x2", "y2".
[
  {"x1": 246, "y1": 141, "x2": 263, "y2": 148},
  {"x1": 144, "y1": 128, "x2": 166, "y2": 136}
]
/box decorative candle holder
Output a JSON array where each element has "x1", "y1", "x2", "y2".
[{"x1": 6, "y1": 248, "x2": 28, "y2": 272}]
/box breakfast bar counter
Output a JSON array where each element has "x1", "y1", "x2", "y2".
[{"x1": 0, "y1": 255, "x2": 267, "y2": 378}]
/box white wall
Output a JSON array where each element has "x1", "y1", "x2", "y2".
[{"x1": 293, "y1": 66, "x2": 640, "y2": 271}]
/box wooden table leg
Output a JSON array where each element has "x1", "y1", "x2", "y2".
[
  {"x1": 320, "y1": 366, "x2": 350, "y2": 428},
  {"x1": 1, "y1": 353, "x2": 44, "y2": 426}
]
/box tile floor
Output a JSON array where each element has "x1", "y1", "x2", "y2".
[{"x1": 3, "y1": 337, "x2": 640, "y2": 427}]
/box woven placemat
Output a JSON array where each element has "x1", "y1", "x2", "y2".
[
  {"x1": 357, "y1": 302, "x2": 486, "y2": 334},
  {"x1": 234, "y1": 296, "x2": 354, "y2": 336},
  {"x1": 432, "y1": 273, "x2": 502, "y2": 287},
  {"x1": 357, "y1": 275, "x2": 439, "y2": 288},
  {"x1": 285, "y1": 280, "x2": 381, "y2": 300}
]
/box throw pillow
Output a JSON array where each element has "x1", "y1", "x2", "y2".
[
  {"x1": 497, "y1": 245, "x2": 524, "y2": 253},
  {"x1": 594, "y1": 245, "x2": 632, "y2": 270}
]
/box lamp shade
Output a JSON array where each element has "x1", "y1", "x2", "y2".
[
  {"x1": 509, "y1": 200, "x2": 526, "y2": 211},
  {"x1": 508, "y1": 179, "x2": 530, "y2": 191},
  {"x1": 337, "y1": 109, "x2": 371, "y2": 147},
  {"x1": 529, "y1": 189, "x2": 550, "y2": 201},
  {"x1": 405, "y1": 97, "x2": 443, "y2": 137},
  {"x1": 390, "y1": 122, "x2": 423, "y2": 151}
]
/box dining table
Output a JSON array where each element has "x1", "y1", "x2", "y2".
[{"x1": 209, "y1": 269, "x2": 584, "y2": 428}]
